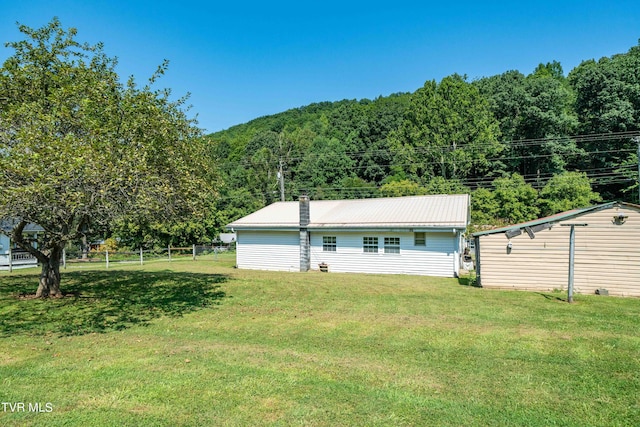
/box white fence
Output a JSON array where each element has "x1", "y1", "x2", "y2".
[
  {"x1": 0, "y1": 250, "x2": 38, "y2": 272},
  {"x1": 63, "y1": 245, "x2": 231, "y2": 269},
  {"x1": 2, "y1": 245, "x2": 233, "y2": 272}
]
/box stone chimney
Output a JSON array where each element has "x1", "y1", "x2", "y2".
[{"x1": 299, "y1": 195, "x2": 310, "y2": 271}]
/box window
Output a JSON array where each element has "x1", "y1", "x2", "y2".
[
  {"x1": 323, "y1": 236, "x2": 336, "y2": 252},
  {"x1": 363, "y1": 237, "x2": 378, "y2": 253},
  {"x1": 414, "y1": 232, "x2": 426, "y2": 246},
  {"x1": 384, "y1": 237, "x2": 400, "y2": 254}
]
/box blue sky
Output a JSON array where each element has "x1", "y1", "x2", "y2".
[{"x1": 1, "y1": 1, "x2": 639, "y2": 133}]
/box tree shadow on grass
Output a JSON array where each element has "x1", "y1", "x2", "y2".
[
  {"x1": 535, "y1": 292, "x2": 567, "y2": 302},
  {"x1": 457, "y1": 275, "x2": 481, "y2": 287},
  {"x1": 0, "y1": 270, "x2": 227, "y2": 337}
]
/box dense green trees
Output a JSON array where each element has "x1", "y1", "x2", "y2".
[
  {"x1": 474, "y1": 62, "x2": 581, "y2": 178},
  {"x1": 390, "y1": 75, "x2": 503, "y2": 181},
  {"x1": 538, "y1": 172, "x2": 602, "y2": 216},
  {"x1": 0, "y1": 19, "x2": 215, "y2": 296},
  {"x1": 208, "y1": 42, "x2": 640, "y2": 232},
  {"x1": 568, "y1": 44, "x2": 640, "y2": 200}
]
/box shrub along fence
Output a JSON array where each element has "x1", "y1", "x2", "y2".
[{"x1": 62, "y1": 245, "x2": 232, "y2": 269}]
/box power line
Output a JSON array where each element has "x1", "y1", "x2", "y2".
[
  {"x1": 211, "y1": 131, "x2": 640, "y2": 202},
  {"x1": 214, "y1": 130, "x2": 640, "y2": 171}
]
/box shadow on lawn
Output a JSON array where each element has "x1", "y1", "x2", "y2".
[
  {"x1": 0, "y1": 270, "x2": 227, "y2": 337},
  {"x1": 457, "y1": 275, "x2": 481, "y2": 287},
  {"x1": 535, "y1": 292, "x2": 567, "y2": 302}
]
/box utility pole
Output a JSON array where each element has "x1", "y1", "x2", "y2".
[{"x1": 278, "y1": 158, "x2": 285, "y2": 202}]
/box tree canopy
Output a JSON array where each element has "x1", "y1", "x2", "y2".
[
  {"x1": 390, "y1": 75, "x2": 503, "y2": 181},
  {"x1": 0, "y1": 18, "x2": 216, "y2": 297}
]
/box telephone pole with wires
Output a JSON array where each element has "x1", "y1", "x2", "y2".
[{"x1": 278, "y1": 157, "x2": 285, "y2": 202}]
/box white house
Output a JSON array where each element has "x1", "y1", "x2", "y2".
[
  {"x1": 0, "y1": 220, "x2": 41, "y2": 270},
  {"x1": 226, "y1": 194, "x2": 470, "y2": 277}
]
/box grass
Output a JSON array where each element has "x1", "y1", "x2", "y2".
[{"x1": 0, "y1": 254, "x2": 638, "y2": 426}]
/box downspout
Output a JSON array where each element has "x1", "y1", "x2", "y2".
[
  {"x1": 453, "y1": 228, "x2": 460, "y2": 277},
  {"x1": 299, "y1": 195, "x2": 310, "y2": 272}
]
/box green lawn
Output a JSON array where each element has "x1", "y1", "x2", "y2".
[{"x1": 1, "y1": 254, "x2": 638, "y2": 426}]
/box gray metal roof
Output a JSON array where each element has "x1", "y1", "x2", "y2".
[
  {"x1": 227, "y1": 194, "x2": 470, "y2": 230},
  {"x1": 0, "y1": 219, "x2": 44, "y2": 234}
]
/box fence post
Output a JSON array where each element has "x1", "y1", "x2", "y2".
[
  {"x1": 140, "y1": 247, "x2": 143, "y2": 265},
  {"x1": 8, "y1": 246, "x2": 12, "y2": 273},
  {"x1": 168, "y1": 245, "x2": 171, "y2": 262},
  {"x1": 106, "y1": 250, "x2": 109, "y2": 269},
  {"x1": 193, "y1": 244, "x2": 196, "y2": 261}
]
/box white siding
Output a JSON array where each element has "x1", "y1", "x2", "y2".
[
  {"x1": 236, "y1": 230, "x2": 300, "y2": 272},
  {"x1": 0, "y1": 234, "x2": 8, "y2": 253},
  {"x1": 309, "y1": 231, "x2": 458, "y2": 277},
  {"x1": 0, "y1": 234, "x2": 9, "y2": 267}
]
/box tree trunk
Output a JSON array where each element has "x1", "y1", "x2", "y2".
[
  {"x1": 35, "y1": 246, "x2": 63, "y2": 298},
  {"x1": 81, "y1": 234, "x2": 88, "y2": 260}
]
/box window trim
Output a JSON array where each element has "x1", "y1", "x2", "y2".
[
  {"x1": 384, "y1": 237, "x2": 401, "y2": 254},
  {"x1": 363, "y1": 236, "x2": 378, "y2": 253},
  {"x1": 322, "y1": 236, "x2": 337, "y2": 252}
]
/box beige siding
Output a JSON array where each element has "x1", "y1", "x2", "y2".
[{"x1": 478, "y1": 206, "x2": 640, "y2": 297}]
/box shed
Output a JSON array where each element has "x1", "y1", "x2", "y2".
[
  {"x1": 472, "y1": 202, "x2": 640, "y2": 297},
  {"x1": 227, "y1": 194, "x2": 470, "y2": 277}
]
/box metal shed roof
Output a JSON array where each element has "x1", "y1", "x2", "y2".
[
  {"x1": 472, "y1": 201, "x2": 640, "y2": 237},
  {"x1": 227, "y1": 194, "x2": 470, "y2": 230}
]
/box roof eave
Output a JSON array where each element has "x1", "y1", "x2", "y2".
[{"x1": 227, "y1": 224, "x2": 467, "y2": 232}]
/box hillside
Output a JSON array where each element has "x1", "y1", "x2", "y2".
[{"x1": 204, "y1": 43, "x2": 640, "y2": 234}]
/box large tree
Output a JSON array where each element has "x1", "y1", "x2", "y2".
[
  {"x1": 538, "y1": 172, "x2": 601, "y2": 217},
  {"x1": 491, "y1": 173, "x2": 540, "y2": 224},
  {"x1": 474, "y1": 63, "x2": 581, "y2": 179},
  {"x1": 0, "y1": 19, "x2": 216, "y2": 297},
  {"x1": 390, "y1": 74, "x2": 503, "y2": 182},
  {"x1": 568, "y1": 44, "x2": 640, "y2": 200}
]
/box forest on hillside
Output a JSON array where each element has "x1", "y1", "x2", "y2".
[{"x1": 205, "y1": 42, "x2": 640, "y2": 235}]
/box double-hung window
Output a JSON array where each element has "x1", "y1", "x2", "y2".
[
  {"x1": 323, "y1": 236, "x2": 336, "y2": 252},
  {"x1": 363, "y1": 237, "x2": 378, "y2": 253},
  {"x1": 414, "y1": 232, "x2": 426, "y2": 246},
  {"x1": 384, "y1": 237, "x2": 400, "y2": 254}
]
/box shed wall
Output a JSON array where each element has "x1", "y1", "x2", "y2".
[
  {"x1": 478, "y1": 206, "x2": 640, "y2": 297},
  {"x1": 309, "y1": 231, "x2": 459, "y2": 277},
  {"x1": 236, "y1": 230, "x2": 300, "y2": 272}
]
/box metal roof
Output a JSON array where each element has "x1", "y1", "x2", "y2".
[
  {"x1": 227, "y1": 194, "x2": 470, "y2": 230},
  {"x1": 0, "y1": 219, "x2": 44, "y2": 234},
  {"x1": 472, "y1": 201, "x2": 640, "y2": 237}
]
